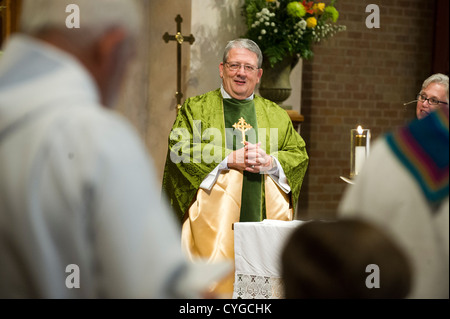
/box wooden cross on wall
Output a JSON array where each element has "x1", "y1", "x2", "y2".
[{"x1": 163, "y1": 15, "x2": 195, "y2": 113}]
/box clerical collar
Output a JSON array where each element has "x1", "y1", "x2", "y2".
[{"x1": 221, "y1": 85, "x2": 254, "y2": 101}]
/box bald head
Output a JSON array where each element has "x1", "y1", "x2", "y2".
[
  {"x1": 19, "y1": 0, "x2": 142, "y2": 108},
  {"x1": 20, "y1": 0, "x2": 141, "y2": 43}
]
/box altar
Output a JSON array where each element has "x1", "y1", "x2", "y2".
[{"x1": 232, "y1": 219, "x2": 304, "y2": 299}]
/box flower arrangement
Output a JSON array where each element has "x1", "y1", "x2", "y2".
[{"x1": 242, "y1": 0, "x2": 346, "y2": 67}]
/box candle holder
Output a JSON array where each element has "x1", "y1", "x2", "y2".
[{"x1": 350, "y1": 126, "x2": 371, "y2": 179}]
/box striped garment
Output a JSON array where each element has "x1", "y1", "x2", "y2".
[{"x1": 386, "y1": 107, "x2": 449, "y2": 204}]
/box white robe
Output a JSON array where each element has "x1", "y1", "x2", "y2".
[
  {"x1": 0, "y1": 35, "x2": 223, "y2": 298},
  {"x1": 338, "y1": 139, "x2": 449, "y2": 299}
]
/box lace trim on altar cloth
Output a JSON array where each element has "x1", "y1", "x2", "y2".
[{"x1": 232, "y1": 273, "x2": 285, "y2": 299}]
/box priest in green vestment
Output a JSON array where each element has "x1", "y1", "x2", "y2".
[{"x1": 162, "y1": 39, "x2": 309, "y2": 296}]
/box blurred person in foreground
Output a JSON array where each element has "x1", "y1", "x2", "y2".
[
  {"x1": 0, "y1": 0, "x2": 228, "y2": 298},
  {"x1": 339, "y1": 104, "x2": 449, "y2": 298},
  {"x1": 282, "y1": 219, "x2": 412, "y2": 299}
]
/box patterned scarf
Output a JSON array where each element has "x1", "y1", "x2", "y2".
[{"x1": 386, "y1": 107, "x2": 449, "y2": 204}]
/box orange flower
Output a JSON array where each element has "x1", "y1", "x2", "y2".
[{"x1": 302, "y1": 0, "x2": 314, "y2": 14}]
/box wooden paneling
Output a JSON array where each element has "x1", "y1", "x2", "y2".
[
  {"x1": 1, "y1": 0, "x2": 22, "y2": 48},
  {"x1": 433, "y1": 0, "x2": 449, "y2": 75}
]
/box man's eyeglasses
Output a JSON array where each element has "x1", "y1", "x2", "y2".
[
  {"x1": 225, "y1": 62, "x2": 259, "y2": 73},
  {"x1": 417, "y1": 93, "x2": 448, "y2": 106}
]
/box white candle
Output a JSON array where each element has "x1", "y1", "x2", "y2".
[
  {"x1": 354, "y1": 145, "x2": 366, "y2": 175},
  {"x1": 354, "y1": 126, "x2": 366, "y2": 176}
]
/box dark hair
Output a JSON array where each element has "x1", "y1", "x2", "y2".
[{"x1": 281, "y1": 219, "x2": 412, "y2": 299}]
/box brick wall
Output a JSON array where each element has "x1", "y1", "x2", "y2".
[{"x1": 298, "y1": 0, "x2": 436, "y2": 220}]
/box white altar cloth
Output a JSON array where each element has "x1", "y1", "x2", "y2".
[{"x1": 232, "y1": 219, "x2": 304, "y2": 299}]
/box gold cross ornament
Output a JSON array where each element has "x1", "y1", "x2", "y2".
[{"x1": 233, "y1": 117, "x2": 253, "y2": 145}]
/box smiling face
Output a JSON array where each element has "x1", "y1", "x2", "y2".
[
  {"x1": 219, "y1": 48, "x2": 263, "y2": 100},
  {"x1": 416, "y1": 82, "x2": 448, "y2": 119}
]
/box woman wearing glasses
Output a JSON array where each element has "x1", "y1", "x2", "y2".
[{"x1": 416, "y1": 73, "x2": 448, "y2": 119}]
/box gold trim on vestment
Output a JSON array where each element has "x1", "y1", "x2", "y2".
[{"x1": 181, "y1": 169, "x2": 293, "y2": 296}]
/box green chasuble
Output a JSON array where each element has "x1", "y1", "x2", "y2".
[{"x1": 162, "y1": 89, "x2": 309, "y2": 224}]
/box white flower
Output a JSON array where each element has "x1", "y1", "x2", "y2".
[
  {"x1": 274, "y1": 29, "x2": 278, "y2": 33},
  {"x1": 258, "y1": 36, "x2": 262, "y2": 40},
  {"x1": 261, "y1": 29, "x2": 267, "y2": 35},
  {"x1": 261, "y1": 8, "x2": 270, "y2": 15},
  {"x1": 299, "y1": 20, "x2": 307, "y2": 30},
  {"x1": 271, "y1": 22, "x2": 275, "y2": 27},
  {"x1": 259, "y1": 18, "x2": 264, "y2": 23}
]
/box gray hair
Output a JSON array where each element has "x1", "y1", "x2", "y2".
[
  {"x1": 222, "y1": 39, "x2": 263, "y2": 68},
  {"x1": 20, "y1": 0, "x2": 141, "y2": 43},
  {"x1": 422, "y1": 73, "x2": 449, "y2": 103}
]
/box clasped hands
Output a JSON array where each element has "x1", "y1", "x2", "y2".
[{"x1": 227, "y1": 142, "x2": 274, "y2": 173}]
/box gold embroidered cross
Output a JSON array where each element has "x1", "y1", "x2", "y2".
[{"x1": 233, "y1": 117, "x2": 253, "y2": 145}]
